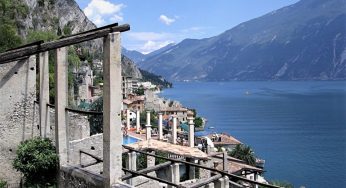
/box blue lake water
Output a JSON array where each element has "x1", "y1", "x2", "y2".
[{"x1": 160, "y1": 81, "x2": 346, "y2": 188}]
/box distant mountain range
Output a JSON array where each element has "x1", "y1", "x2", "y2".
[{"x1": 124, "y1": 0, "x2": 346, "y2": 81}]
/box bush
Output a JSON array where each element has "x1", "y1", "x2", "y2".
[
  {"x1": 0, "y1": 180, "x2": 7, "y2": 188},
  {"x1": 89, "y1": 97, "x2": 104, "y2": 135},
  {"x1": 228, "y1": 144, "x2": 256, "y2": 166},
  {"x1": 13, "y1": 138, "x2": 59, "y2": 186},
  {"x1": 194, "y1": 117, "x2": 203, "y2": 128}
]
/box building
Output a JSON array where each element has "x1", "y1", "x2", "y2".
[
  {"x1": 122, "y1": 76, "x2": 140, "y2": 98},
  {"x1": 123, "y1": 94, "x2": 145, "y2": 112},
  {"x1": 207, "y1": 133, "x2": 242, "y2": 151},
  {"x1": 76, "y1": 61, "x2": 96, "y2": 104},
  {"x1": 161, "y1": 106, "x2": 189, "y2": 123}
]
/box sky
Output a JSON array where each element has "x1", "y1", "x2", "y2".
[{"x1": 76, "y1": 0, "x2": 300, "y2": 54}]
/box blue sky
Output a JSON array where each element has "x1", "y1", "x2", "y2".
[{"x1": 76, "y1": 0, "x2": 300, "y2": 54}]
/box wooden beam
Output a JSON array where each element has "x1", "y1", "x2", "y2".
[
  {"x1": 188, "y1": 174, "x2": 222, "y2": 188},
  {"x1": 0, "y1": 23, "x2": 130, "y2": 63},
  {"x1": 122, "y1": 161, "x2": 172, "y2": 180},
  {"x1": 123, "y1": 145, "x2": 280, "y2": 188},
  {"x1": 122, "y1": 168, "x2": 184, "y2": 188}
]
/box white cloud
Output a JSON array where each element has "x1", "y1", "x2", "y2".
[
  {"x1": 123, "y1": 26, "x2": 209, "y2": 54},
  {"x1": 126, "y1": 32, "x2": 174, "y2": 41},
  {"x1": 140, "y1": 40, "x2": 174, "y2": 54},
  {"x1": 84, "y1": 0, "x2": 124, "y2": 26},
  {"x1": 159, "y1": 15, "x2": 175, "y2": 25}
]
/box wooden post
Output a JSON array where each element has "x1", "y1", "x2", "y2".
[
  {"x1": 103, "y1": 32, "x2": 122, "y2": 187},
  {"x1": 54, "y1": 47, "x2": 68, "y2": 166},
  {"x1": 39, "y1": 51, "x2": 49, "y2": 137}
]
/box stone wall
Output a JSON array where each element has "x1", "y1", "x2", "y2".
[
  {"x1": 69, "y1": 134, "x2": 104, "y2": 172},
  {"x1": 0, "y1": 57, "x2": 92, "y2": 183},
  {"x1": 0, "y1": 57, "x2": 38, "y2": 183}
]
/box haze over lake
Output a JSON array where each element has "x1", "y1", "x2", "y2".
[{"x1": 160, "y1": 81, "x2": 346, "y2": 188}]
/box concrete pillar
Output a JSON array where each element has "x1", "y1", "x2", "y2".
[
  {"x1": 103, "y1": 32, "x2": 122, "y2": 187},
  {"x1": 224, "y1": 176, "x2": 229, "y2": 188},
  {"x1": 126, "y1": 152, "x2": 137, "y2": 185},
  {"x1": 136, "y1": 110, "x2": 140, "y2": 133},
  {"x1": 223, "y1": 151, "x2": 228, "y2": 172},
  {"x1": 168, "y1": 163, "x2": 180, "y2": 188},
  {"x1": 54, "y1": 47, "x2": 68, "y2": 166},
  {"x1": 187, "y1": 158, "x2": 196, "y2": 180},
  {"x1": 39, "y1": 51, "x2": 49, "y2": 138},
  {"x1": 158, "y1": 113, "x2": 163, "y2": 140},
  {"x1": 172, "y1": 116, "x2": 177, "y2": 144},
  {"x1": 146, "y1": 111, "x2": 151, "y2": 140},
  {"x1": 199, "y1": 160, "x2": 211, "y2": 179},
  {"x1": 215, "y1": 177, "x2": 225, "y2": 188},
  {"x1": 126, "y1": 109, "x2": 130, "y2": 130},
  {"x1": 188, "y1": 116, "x2": 195, "y2": 147},
  {"x1": 254, "y1": 172, "x2": 258, "y2": 188},
  {"x1": 147, "y1": 151, "x2": 156, "y2": 177}
]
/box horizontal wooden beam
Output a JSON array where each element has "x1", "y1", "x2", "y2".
[
  {"x1": 122, "y1": 168, "x2": 184, "y2": 188},
  {"x1": 188, "y1": 174, "x2": 222, "y2": 188},
  {"x1": 122, "y1": 145, "x2": 280, "y2": 188},
  {"x1": 0, "y1": 23, "x2": 130, "y2": 63},
  {"x1": 122, "y1": 161, "x2": 172, "y2": 181}
]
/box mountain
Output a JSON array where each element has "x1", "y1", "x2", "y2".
[
  {"x1": 122, "y1": 48, "x2": 146, "y2": 63},
  {"x1": 122, "y1": 43, "x2": 176, "y2": 64},
  {"x1": 139, "y1": 0, "x2": 346, "y2": 81}
]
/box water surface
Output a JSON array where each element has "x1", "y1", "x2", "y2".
[{"x1": 160, "y1": 81, "x2": 346, "y2": 188}]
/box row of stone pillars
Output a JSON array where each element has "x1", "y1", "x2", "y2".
[
  {"x1": 38, "y1": 32, "x2": 123, "y2": 187},
  {"x1": 126, "y1": 110, "x2": 196, "y2": 147}
]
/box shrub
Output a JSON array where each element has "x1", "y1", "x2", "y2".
[
  {"x1": 13, "y1": 137, "x2": 59, "y2": 186},
  {"x1": 228, "y1": 144, "x2": 256, "y2": 166},
  {"x1": 0, "y1": 180, "x2": 7, "y2": 188}
]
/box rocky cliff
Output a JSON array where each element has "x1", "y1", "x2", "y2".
[{"x1": 14, "y1": 0, "x2": 142, "y2": 79}]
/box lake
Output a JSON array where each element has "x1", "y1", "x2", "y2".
[{"x1": 160, "y1": 81, "x2": 346, "y2": 188}]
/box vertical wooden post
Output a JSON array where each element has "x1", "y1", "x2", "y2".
[
  {"x1": 39, "y1": 51, "x2": 49, "y2": 137},
  {"x1": 54, "y1": 47, "x2": 68, "y2": 166},
  {"x1": 103, "y1": 32, "x2": 122, "y2": 187}
]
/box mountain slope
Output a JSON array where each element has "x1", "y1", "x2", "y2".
[{"x1": 139, "y1": 0, "x2": 346, "y2": 81}]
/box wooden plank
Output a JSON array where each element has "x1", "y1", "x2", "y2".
[
  {"x1": 123, "y1": 145, "x2": 280, "y2": 188},
  {"x1": 188, "y1": 174, "x2": 222, "y2": 188},
  {"x1": 122, "y1": 161, "x2": 172, "y2": 180},
  {"x1": 122, "y1": 168, "x2": 184, "y2": 188},
  {"x1": 0, "y1": 24, "x2": 130, "y2": 63}
]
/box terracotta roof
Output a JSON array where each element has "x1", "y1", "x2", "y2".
[
  {"x1": 161, "y1": 107, "x2": 188, "y2": 112},
  {"x1": 212, "y1": 154, "x2": 263, "y2": 173},
  {"x1": 123, "y1": 96, "x2": 145, "y2": 105},
  {"x1": 207, "y1": 133, "x2": 242, "y2": 146}
]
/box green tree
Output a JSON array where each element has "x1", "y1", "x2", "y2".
[
  {"x1": 13, "y1": 138, "x2": 59, "y2": 187},
  {"x1": 89, "y1": 97, "x2": 103, "y2": 135},
  {"x1": 228, "y1": 144, "x2": 256, "y2": 166},
  {"x1": 194, "y1": 117, "x2": 203, "y2": 128},
  {"x1": 133, "y1": 86, "x2": 145, "y2": 96},
  {"x1": 0, "y1": 24, "x2": 21, "y2": 52}
]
